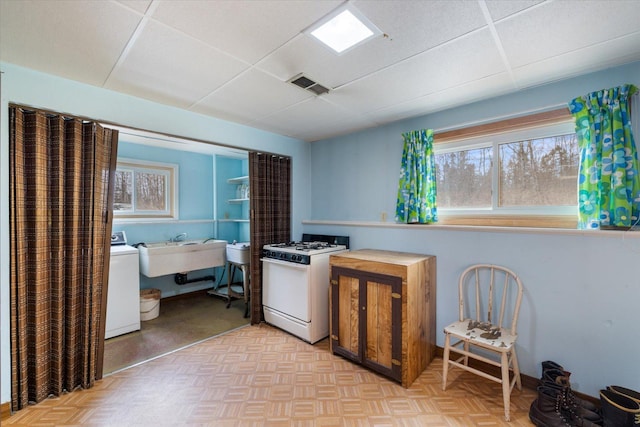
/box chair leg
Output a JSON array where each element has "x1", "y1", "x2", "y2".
[
  {"x1": 511, "y1": 348, "x2": 522, "y2": 391},
  {"x1": 442, "y1": 333, "x2": 451, "y2": 390},
  {"x1": 501, "y1": 351, "x2": 511, "y2": 421},
  {"x1": 463, "y1": 341, "x2": 469, "y2": 366}
]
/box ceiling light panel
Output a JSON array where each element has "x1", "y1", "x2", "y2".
[{"x1": 307, "y1": 4, "x2": 382, "y2": 54}]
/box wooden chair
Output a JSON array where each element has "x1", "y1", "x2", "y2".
[{"x1": 442, "y1": 264, "x2": 524, "y2": 421}]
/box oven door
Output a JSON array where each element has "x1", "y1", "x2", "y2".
[{"x1": 262, "y1": 257, "x2": 310, "y2": 322}]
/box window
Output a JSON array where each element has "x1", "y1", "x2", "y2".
[
  {"x1": 433, "y1": 109, "x2": 578, "y2": 228},
  {"x1": 113, "y1": 159, "x2": 178, "y2": 220}
]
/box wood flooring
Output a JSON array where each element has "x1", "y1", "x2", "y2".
[{"x1": 4, "y1": 324, "x2": 537, "y2": 426}]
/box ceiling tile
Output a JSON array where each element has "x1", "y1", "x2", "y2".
[
  {"x1": 325, "y1": 29, "x2": 506, "y2": 114},
  {"x1": 252, "y1": 97, "x2": 375, "y2": 141},
  {"x1": 513, "y1": 32, "x2": 640, "y2": 88},
  {"x1": 116, "y1": 0, "x2": 152, "y2": 15},
  {"x1": 354, "y1": 0, "x2": 487, "y2": 49},
  {"x1": 191, "y1": 68, "x2": 312, "y2": 123},
  {"x1": 497, "y1": 0, "x2": 640, "y2": 68},
  {"x1": 150, "y1": 0, "x2": 341, "y2": 64},
  {"x1": 0, "y1": 0, "x2": 142, "y2": 86},
  {"x1": 367, "y1": 73, "x2": 515, "y2": 125},
  {"x1": 484, "y1": 0, "x2": 544, "y2": 21},
  {"x1": 105, "y1": 20, "x2": 248, "y2": 108}
]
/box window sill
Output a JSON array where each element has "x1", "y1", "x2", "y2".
[
  {"x1": 436, "y1": 214, "x2": 577, "y2": 229},
  {"x1": 302, "y1": 219, "x2": 640, "y2": 237}
]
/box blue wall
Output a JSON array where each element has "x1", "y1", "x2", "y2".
[{"x1": 304, "y1": 61, "x2": 640, "y2": 397}]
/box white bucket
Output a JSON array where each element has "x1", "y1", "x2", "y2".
[{"x1": 140, "y1": 288, "x2": 160, "y2": 321}]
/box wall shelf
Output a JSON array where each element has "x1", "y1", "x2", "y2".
[
  {"x1": 227, "y1": 176, "x2": 249, "y2": 184},
  {"x1": 222, "y1": 174, "x2": 250, "y2": 223}
]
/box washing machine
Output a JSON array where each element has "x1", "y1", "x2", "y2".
[{"x1": 105, "y1": 243, "x2": 141, "y2": 339}]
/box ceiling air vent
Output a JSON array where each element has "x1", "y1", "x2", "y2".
[{"x1": 289, "y1": 74, "x2": 330, "y2": 96}]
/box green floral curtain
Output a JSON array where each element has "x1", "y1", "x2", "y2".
[
  {"x1": 395, "y1": 129, "x2": 437, "y2": 224},
  {"x1": 568, "y1": 84, "x2": 640, "y2": 229}
]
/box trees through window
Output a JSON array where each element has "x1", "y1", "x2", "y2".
[
  {"x1": 113, "y1": 159, "x2": 178, "y2": 219},
  {"x1": 433, "y1": 110, "x2": 579, "y2": 226}
]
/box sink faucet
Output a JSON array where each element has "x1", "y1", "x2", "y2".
[{"x1": 171, "y1": 232, "x2": 187, "y2": 242}]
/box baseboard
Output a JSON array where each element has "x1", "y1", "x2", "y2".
[
  {"x1": 1, "y1": 401, "x2": 11, "y2": 421},
  {"x1": 434, "y1": 346, "x2": 599, "y2": 406}
]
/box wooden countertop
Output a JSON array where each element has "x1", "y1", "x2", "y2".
[{"x1": 330, "y1": 249, "x2": 433, "y2": 265}]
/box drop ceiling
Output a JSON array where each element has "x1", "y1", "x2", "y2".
[{"x1": 2, "y1": 0, "x2": 640, "y2": 143}]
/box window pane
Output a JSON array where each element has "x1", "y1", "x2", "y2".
[
  {"x1": 113, "y1": 170, "x2": 133, "y2": 211},
  {"x1": 135, "y1": 171, "x2": 167, "y2": 211},
  {"x1": 498, "y1": 134, "x2": 578, "y2": 207},
  {"x1": 435, "y1": 147, "x2": 492, "y2": 208}
]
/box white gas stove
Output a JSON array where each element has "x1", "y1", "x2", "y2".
[{"x1": 261, "y1": 234, "x2": 349, "y2": 343}]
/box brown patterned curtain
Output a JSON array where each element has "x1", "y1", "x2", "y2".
[
  {"x1": 249, "y1": 152, "x2": 291, "y2": 324},
  {"x1": 9, "y1": 106, "x2": 118, "y2": 411}
]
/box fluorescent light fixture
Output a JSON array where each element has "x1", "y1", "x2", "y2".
[{"x1": 308, "y1": 5, "x2": 381, "y2": 54}]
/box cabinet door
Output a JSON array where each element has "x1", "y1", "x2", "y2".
[
  {"x1": 360, "y1": 270, "x2": 402, "y2": 382},
  {"x1": 330, "y1": 267, "x2": 402, "y2": 382},
  {"x1": 330, "y1": 267, "x2": 362, "y2": 364}
]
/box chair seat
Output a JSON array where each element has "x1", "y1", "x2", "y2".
[{"x1": 444, "y1": 319, "x2": 518, "y2": 351}]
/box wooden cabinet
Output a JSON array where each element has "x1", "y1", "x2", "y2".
[{"x1": 329, "y1": 249, "x2": 436, "y2": 388}]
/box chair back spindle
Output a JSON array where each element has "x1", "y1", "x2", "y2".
[{"x1": 457, "y1": 264, "x2": 523, "y2": 334}]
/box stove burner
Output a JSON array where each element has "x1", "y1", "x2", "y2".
[{"x1": 271, "y1": 241, "x2": 337, "y2": 252}]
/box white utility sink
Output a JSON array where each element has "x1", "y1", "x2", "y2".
[
  {"x1": 138, "y1": 239, "x2": 227, "y2": 277},
  {"x1": 226, "y1": 241, "x2": 250, "y2": 265}
]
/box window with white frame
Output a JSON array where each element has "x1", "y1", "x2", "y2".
[
  {"x1": 113, "y1": 159, "x2": 178, "y2": 220},
  {"x1": 433, "y1": 110, "x2": 579, "y2": 227}
]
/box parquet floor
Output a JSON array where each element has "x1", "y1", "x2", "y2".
[{"x1": 5, "y1": 324, "x2": 537, "y2": 426}]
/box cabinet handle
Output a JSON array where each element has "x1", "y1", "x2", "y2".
[{"x1": 362, "y1": 306, "x2": 366, "y2": 311}]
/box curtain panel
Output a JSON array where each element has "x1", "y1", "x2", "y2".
[
  {"x1": 568, "y1": 84, "x2": 640, "y2": 229},
  {"x1": 9, "y1": 106, "x2": 118, "y2": 410},
  {"x1": 395, "y1": 129, "x2": 438, "y2": 224},
  {"x1": 248, "y1": 152, "x2": 291, "y2": 324}
]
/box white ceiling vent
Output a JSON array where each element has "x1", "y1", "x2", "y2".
[{"x1": 288, "y1": 74, "x2": 330, "y2": 96}]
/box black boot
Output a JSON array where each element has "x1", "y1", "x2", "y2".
[
  {"x1": 543, "y1": 381, "x2": 602, "y2": 424},
  {"x1": 600, "y1": 389, "x2": 640, "y2": 427},
  {"x1": 530, "y1": 386, "x2": 602, "y2": 427},
  {"x1": 543, "y1": 360, "x2": 572, "y2": 377},
  {"x1": 544, "y1": 368, "x2": 601, "y2": 415},
  {"x1": 608, "y1": 386, "x2": 640, "y2": 405},
  {"x1": 530, "y1": 386, "x2": 573, "y2": 427}
]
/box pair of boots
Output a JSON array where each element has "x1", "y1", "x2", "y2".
[
  {"x1": 600, "y1": 386, "x2": 640, "y2": 427},
  {"x1": 529, "y1": 360, "x2": 602, "y2": 426}
]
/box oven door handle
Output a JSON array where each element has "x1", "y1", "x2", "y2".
[{"x1": 261, "y1": 257, "x2": 309, "y2": 270}]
